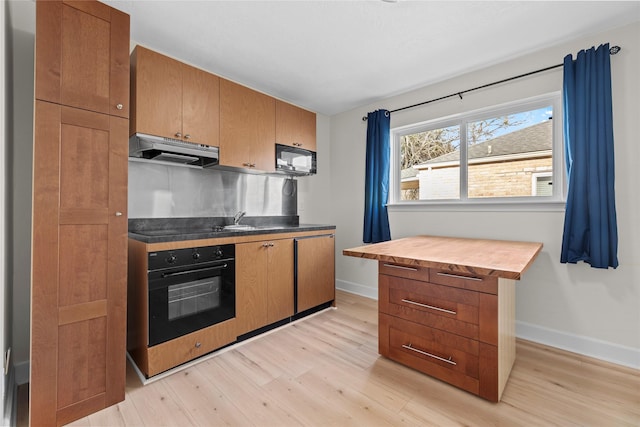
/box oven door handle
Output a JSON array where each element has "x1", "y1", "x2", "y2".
[{"x1": 161, "y1": 263, "x2": 228, "y2": 278}]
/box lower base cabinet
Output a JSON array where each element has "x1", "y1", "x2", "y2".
[
  {"x1": 378, "y1": 261, "x2": 514, "y2": 402},
  {"x1": 127, "y1": 229, "x2": 335, "y2": 378},
  {"x1": 146, "y1": 319, "x2": 237, "y2": 377},
  {"x1": 295, "y1": 234, "x2": 335, "y2": 313},
  {"x1": 236, "y1": 238, "x2": 294, "y2": 335}
]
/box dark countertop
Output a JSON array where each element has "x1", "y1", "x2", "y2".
[{"x1": 128, "y1": 217, "x2": 335, "y2": 244}]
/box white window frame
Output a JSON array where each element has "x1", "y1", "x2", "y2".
[{"x1": 388, "y1": 93, "x2": 565, "y2": 212}]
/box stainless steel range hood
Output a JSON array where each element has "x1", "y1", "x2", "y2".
[{"x1": 129, "y1": 133, "x2": 219, "y2": 168}]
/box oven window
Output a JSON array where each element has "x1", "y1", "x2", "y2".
[{"x1": 167, "y1": 277, "x2": 221, "y2": 321}]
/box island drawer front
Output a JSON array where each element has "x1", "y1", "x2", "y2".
[
  {"x1": 379, "y1": 261, "x2": 429, "y2": 281},
  {"x1": 380, "y1": 275, "x2": 480, "y2": 340},
  {"x1": 429, "y1": 269, "x2": 498, "y2": 294},
  {"x1": 380, "y1": 314, "x2": 480, "y2": 394},
  {"x1": 146, "y1": 318, "x2": 237, "y2": 377}
]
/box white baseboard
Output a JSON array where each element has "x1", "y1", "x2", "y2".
[
  {"x1": 336, "y1": 279, "x2": 378, "y2": 300},
  {"x1": 14, "y1": 361, "x2": 29, "y2": 386},
  {"x1": 336, "y1": 279, "x2": 639, "y2": 370},
  {"x1": 516, "y1": 320, "x2": 639, "y2": 369}
]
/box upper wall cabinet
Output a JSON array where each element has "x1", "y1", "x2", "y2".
[
  {"x1": 130, "y1": 46, "x2": 220, "y2": 147},
  {"x1": 276, "y1": 100, "x2": 316, "y2": 152},
  {"x1": 36, "y1": 0, "x2": 130, "y2": 118},
  {"x1": 220, "y1": 79, "x2": 276, "y2": 172}
]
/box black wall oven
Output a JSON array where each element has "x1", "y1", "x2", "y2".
[{"x1": 147, "y1": 244, "x2": 235, "y2": 347}]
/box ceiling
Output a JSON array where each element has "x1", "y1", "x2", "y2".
[{"x1": 102, "y1": 1, "x2": 640, "y2": 116}]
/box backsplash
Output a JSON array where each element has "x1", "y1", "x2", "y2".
[{"x1": 128, "y1": 159, "x2": 297, "y2": 218}]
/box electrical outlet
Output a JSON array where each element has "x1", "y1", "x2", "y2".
[{"x1": 4, "y1": 348, "x2": 10, "y2": 376}]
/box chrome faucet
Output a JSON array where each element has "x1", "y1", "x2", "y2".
[{"x1": 233, "y1": 211, "x2": 246, "y2": 225}]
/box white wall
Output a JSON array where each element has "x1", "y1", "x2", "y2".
[
  {"x1": 331, "y1": 22, "x2": 640, "y2": 368},
  {"x1": 1, "y1": 0, "x2": 8, "y2": 421},
  {"x1": 6, "y1": 0, "x2": 34, "y2": 382}
]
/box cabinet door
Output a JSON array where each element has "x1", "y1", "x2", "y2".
[
  {"x1": 220, "y1": 79, "x2": 276, "y2": 171},
  {"x1": 235, "y1": 242, "x2": 269, "y2": 335},
  {"x1": 296, "y1": 235, "x2": 335, "y2": 313},
  {"x1": 182, "y1": 64, "x2": 220, "y2": 147},
  {"x1": 267, "y1": 239, "x2": 294, "y2": 324},
  {"x1": 130, "y1": 46, "x2": 183, "y2": 139},
  {"x1": 31, "y1": 101, "x2": 128, "y2": 426},
  {"x1": 36, "y1": 0, "x2": 130, "y2": 118},
  {"x1": 276, "y1": 100, "x2": 317, "y2": 151}
]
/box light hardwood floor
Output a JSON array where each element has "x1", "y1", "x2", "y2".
[{"x1": 22, "y1": 290, "x2": 640, "y2": 426}]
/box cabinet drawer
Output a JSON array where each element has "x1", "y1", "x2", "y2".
[
  {"x1": 429, "y1": 269, "x2": 497, "y2": 294},
  {"x1": 379, "y1": 274, "x2": 480, "y2": 340},
  {"x1": 379, "y1": 261, "x2": 429, "y2": 281},
  {"x1": 380, "y1": 314, "x2": 480, "y2": 394},
  {"x1": 147, "y1": 319, "x2": 236, "y2": 377}
]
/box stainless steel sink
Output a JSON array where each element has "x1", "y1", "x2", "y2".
[{"x1": 222, "y1": 225, "x2": 256, "y2": 231}]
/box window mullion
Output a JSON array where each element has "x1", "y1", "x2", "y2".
[{"x1": 460, "y1": 122, "x2": 468, "y2": 201}]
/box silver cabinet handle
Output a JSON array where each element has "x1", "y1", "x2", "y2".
[
  {"x1": 402, "y1": 344, "x2": 456, "y2": 365},
  {"x1": 383, "y1": 263, "x2": 418, "y2": 272},
  {"x1": 184, "y1": 134, "x2": 191, "y2": 140},
  {"x1": 175, "y1": 132, "x2": 182, "y2": 138},
  {"x1": 401, "y1": 299, "x2": 457, "y2": 315},
  {"x1": 116, "y1": 103, "x2": 123, "y2": 110},
  {"x1": 115, "y1": 212, "x2": 123, "y2": 217},
  {"x1": 195, "y1": 342, "x2": 201, "y2": 348},
  {"x1": 262, "y1": 243, "x2": 269, "y2": 247},
  {"x1": 436, "y1": 272, "x2": 482, "y2": 282}
]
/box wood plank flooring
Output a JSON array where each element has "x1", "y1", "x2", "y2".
[{"x1": 24, "y1": 290, "x2": 640, "y2": 426}]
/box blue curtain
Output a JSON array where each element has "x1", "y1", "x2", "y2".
[
  {"x1": 561, "y1": 43, "x2": 618, "y2": 269},
  {"x1": 363, "y1": 109, "x2": 391, "y2": 243}
]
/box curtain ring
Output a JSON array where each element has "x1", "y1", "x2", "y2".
[{"x1": 384, "y1": 110, "x2": 390, "y2": 117}]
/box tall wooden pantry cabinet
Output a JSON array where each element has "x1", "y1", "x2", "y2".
[{"x1": 31, "y1": 1, "x2": 130, "y2": 425}]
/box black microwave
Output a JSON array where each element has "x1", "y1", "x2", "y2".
[{"x1": 275, "y1": 144, "x2": 317, "y2": 175}]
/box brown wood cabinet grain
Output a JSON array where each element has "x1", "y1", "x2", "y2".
[
  {"x1": 378, "y1": 263, "x2": 511, "y2": 402},
  {"x1": 32, "y1": 101, "x2": 128, "y2": 426},
  {"x1": 295, "y1": 234, "x2": 335, "y2": 313},
  {"x1": 275, "y1": 100, "x2": 316, "y2": 151},
  {"x1": 236, "y1": 238, "x2": 294, "y2": 335},
  {"x1": 35, "y1": 0, "x2": 129, "y2": 118},
  {"x1": 220, "y1": 79, "x2": 276, "y2": 171},
  {"x1": 130, "y1": 46, "x2": 220, "y2": 146},
  {"x1": 32, "y1": 2, "x2": 129, "y2": 424}
]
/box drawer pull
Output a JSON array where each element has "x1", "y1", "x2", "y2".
[
  {"x1": 436, "y1": 272, "x2": 483, "y2": 282},
  {"x1": 402, "y1": 343, "x2": 456, "y2": 366},
  {"x1": 401, "y1": 299, "x2": 457, "y2": 315},
  {"x1": 383, "y1": 263, "x2": 418, "y2": 272}
]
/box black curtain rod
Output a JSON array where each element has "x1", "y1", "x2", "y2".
[{"x1": 362, "y1": 45, "x2": 621, "y2": 121}]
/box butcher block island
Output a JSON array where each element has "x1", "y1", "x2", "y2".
[{"x1": 343, "y1": 235, "x2": 542, "y2": 402}]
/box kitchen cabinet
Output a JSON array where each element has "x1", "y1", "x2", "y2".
[
  {"x1": 130, "y1": 46, "x2": 220, "y2": 147},
  {"x1": 35, "y1": 0, "x2": 129, "y2": 118},
  {"x1": 276, "y1": 100, "x2": 317, "y2": 151},
  {"x1": 220, "y1": 79, "x2": 276, "y2": 172},
  {"x1": 343, "y1": 235, "x2": 542, "y2": 402},
  {"x1": 295, "y1": 234, "x2": 335, "y2": 313},
  {"x1": 32, "y1": 2, "x2": 129, "y2": 425},
  {"x1": 32, "y1": 103, "x2": 129, "y2": 424},
  {"x1": 236, "y1": 238, "x2": 294, "y2": 335}
]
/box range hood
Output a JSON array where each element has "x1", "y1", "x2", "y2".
[{"x1": 129, "y1": 133, "x2": 219, "y2": 168}]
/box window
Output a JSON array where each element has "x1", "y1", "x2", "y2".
[{"x1": 391, "y1": 93, "x2": 563, "y2": 207}]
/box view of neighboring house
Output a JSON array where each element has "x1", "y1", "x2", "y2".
[{"x1": 402, "y1": 119, "x2": 553, "y2": 200}]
